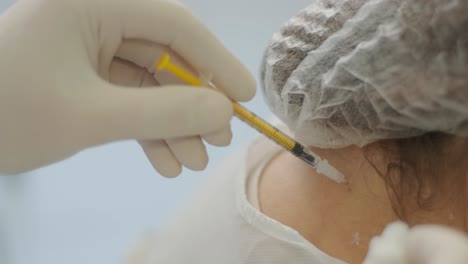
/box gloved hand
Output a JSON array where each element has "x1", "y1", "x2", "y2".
[
  {"x1": 0, "y1": 0, "x2": 255, "y2": 176},
  {"x1": 363, "y1": 222, "x2": 468, "y2": 264}
]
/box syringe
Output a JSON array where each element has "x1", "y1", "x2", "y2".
[{"x1": 156, "y1": 54, "x2": 346, "y2": 184}]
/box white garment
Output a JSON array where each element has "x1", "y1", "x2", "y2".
[{"x1": 132, "y1": 135, "x2": 346, "y2": 264}]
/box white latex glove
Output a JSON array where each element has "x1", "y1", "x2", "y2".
[
  {"x1": 364, "y1": 222, "x2": 468, "y2": 264},
  {"x1": 0, "y1": 0, "x2": 255, "y2": 176},
  {"x1": 405, "y1": 225, "x2": 468, "y2": 264}
]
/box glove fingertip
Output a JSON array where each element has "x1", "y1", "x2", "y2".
[
  {"x1": 203, "y1": 127, "x2": 232, "y2": 147},
  {"x1": 195, "y1": 90, "x2": 234, "y2": 131}
]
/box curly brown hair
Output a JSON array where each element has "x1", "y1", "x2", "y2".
[{"x1": 364, "y1": 132, "x2": 468, "y2": 222}]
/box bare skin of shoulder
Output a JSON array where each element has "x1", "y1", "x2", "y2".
[{"x1": 258, "y1": 146, "x2": 465, "y2": 263}]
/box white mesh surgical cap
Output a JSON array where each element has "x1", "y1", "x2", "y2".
[{"x1": 261, "y1": 0, "x2": 468, "y2": 148}]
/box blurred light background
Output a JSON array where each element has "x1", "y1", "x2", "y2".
[{"x1": 0, "y1": 0, "x2": 311, "y2": 263}]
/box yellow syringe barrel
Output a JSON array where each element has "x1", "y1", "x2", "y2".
[
  {"x1": 231, "y1": 104, "x2": 296, "y2": 149},
  {"x1": 156, "y1": 54, "x2": 296, "y2": 151}
]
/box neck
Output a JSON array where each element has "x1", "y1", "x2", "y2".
[{"x1": 308, "y1": 145, "x2": 468, "y2": 230}]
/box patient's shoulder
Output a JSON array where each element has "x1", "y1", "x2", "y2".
[
  {"x1": 257, "y1": 150, "x2": 368, "y2": 263},
  {"x1": 258, "y1": 150, "x2": 350, "y2": 237}
]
